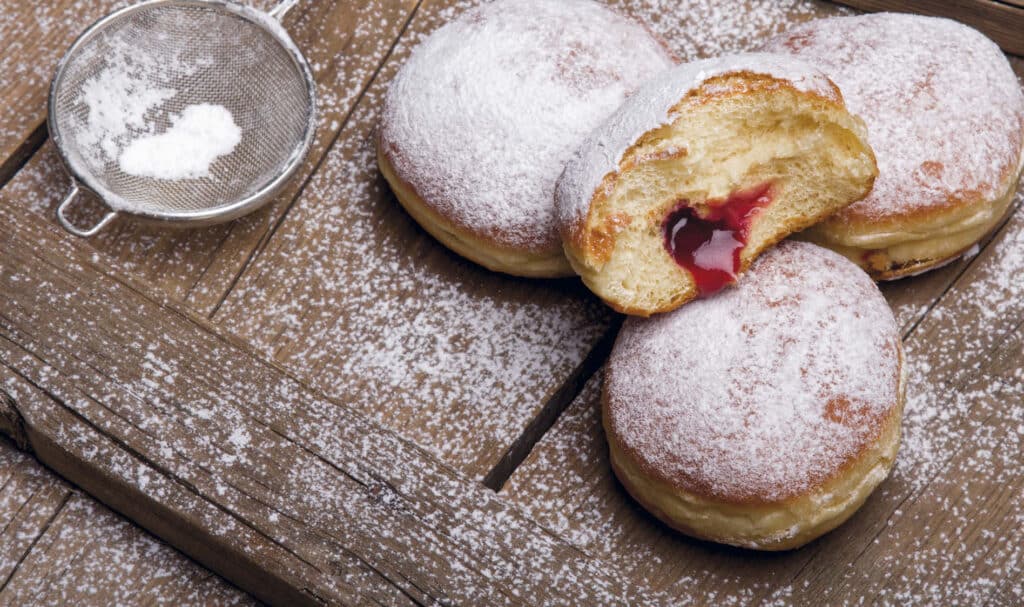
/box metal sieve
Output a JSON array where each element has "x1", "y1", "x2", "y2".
[{"x1": 48, "y1": 0, "x2": 316, "y2": 237}]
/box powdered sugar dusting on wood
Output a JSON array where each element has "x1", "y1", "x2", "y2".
[
  {"x1": 216, "y1": 0, "x2": 612, "y2": 477},
  {"x1": 0, "y1": 440, "x2": 252, "y2": 605}
]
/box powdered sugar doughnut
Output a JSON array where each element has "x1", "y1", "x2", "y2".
[
  {"x1": 605, "y1": 241, "x2": 905, "y2": 550},
  {"x1": 377, "y1": 0, "x2": 675, "y2": 277},
  {"x1": 764, "y1": 14, "x2": 1024, "y2": 279},
  {"x1": 554, "y1": 52, "x2": 877, "y2": 315}
]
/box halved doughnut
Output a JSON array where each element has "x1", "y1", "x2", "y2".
[{"x1": 555, "y1": 53, "x2": 877, "y2": 315}]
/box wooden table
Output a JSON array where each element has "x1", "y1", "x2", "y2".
[{"x1": 0, "y1": 1, "x2": 1021, "y2": 605}]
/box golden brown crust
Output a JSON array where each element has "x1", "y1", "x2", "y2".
[
  {"x1": 603, "y1": 339, "x2": 902, "y2": 505},
  {"x1": 377, "y1": 137, "x2": 574, "y2": 278},
  {"x1": 608, "y1": 398, "x2": 904, "y2": 550},
  {"x1": 604, "y1": 344, "x2": 906, "y2": 550},
  {"x1": 565, "y1": 74, "x2": 851, "y2": 268},
  {"x1": 802, "y1": 161, "x2": 1022, "y2": 280}
]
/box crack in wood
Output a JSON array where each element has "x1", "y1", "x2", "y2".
[
  {"x1": 0, "y1": 344, "x2": 338, "y2": 596},
  {"x1": 483, "y1": 316, "x2": 623, "y2": 492},
  {"x1": 0, "y1": 388, "x2": 29, "y2": 452},
  {"x1": 0, "y1": 122, "x2": 48, "y2": 193},
  {"x1": 0, "y1": 490, "x2": 72, "y2": 596}
]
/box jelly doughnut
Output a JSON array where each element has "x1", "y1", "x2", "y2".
[
  {"x1": 378, "y1": 0, "x2": 675, "y2": 277},
  {"x1": 764, "y1": 14, "x2": 1024, "y2": 279},
  {"x1": 555, "y1": 53, "x2": 877, "y2": 315},
  {"x1": 604, "y1": 241, "x2": 905, "y2": 550}
]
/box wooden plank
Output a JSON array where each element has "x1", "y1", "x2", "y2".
[
  {"x1": 0, "y1": 0, "x2": 418, "y2": 315},
  {"x1": 0, "y1": 439, "x2": 69, "y2": 590},
  {"x1": 502, "y1": 188, "x2": 1024, "y2": 603},
  {"x1": 211, "y1": 0, "x2": 613, "y2": 481},
  {"x1": 831, "y1": 0, "x2": 1024, "y2": 55},
  {"x1": 0, "y1": 364, "x2": 399, "y2": 607},
  {"x1": 0, "y1": 206, "x2": 654, "y2": 606},
  {"x1": 0, "y1": 438, "x2": 253, "y2": 605},
  {"x1": 0, "y1": 0, "x2": 118, "y2": 182}
]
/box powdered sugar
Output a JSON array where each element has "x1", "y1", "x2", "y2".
[
  {"x1": 555, "y1": 52, "x2": 839, "y2": 231},
  {"x1": 215, "y1": 66, "x2": 611, "y2": 476},
  {"x1": 606, "y1": 241, "x2": 901, "y2": 501},
  {"x1": 118, "y1": 104, "x2": 241, "y2": 180},
  {"x1": 379, "y1": 0, "x2": 675, "y2": 254},
  {"x1": 763, "y1": 13, "x2": 1024, "y2": 223},
  {"x1": 69, "y1": 36, "x2": 212, "y2": 171},
  {"x1": 78, "y1": 66, "x2": 177, "y2": 163},
  {"x1": 620, "y1": 0, "x2": 846, "y2": 61}
]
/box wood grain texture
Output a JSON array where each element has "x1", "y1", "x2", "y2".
[
  {"x1": 503, "y1": 184, "x2": 1024, "y2": 605},
  {"x1": 0, "y1": 0, "x2": 614, "y2": 483},
  {"x1": 0, "y1": 204, "x2": 653, "y2": 606},
  {"x1": 0, "y1": 0, "x2": 118, "y2": 182},
  {"x1": 0, "y1": 439, "x2": 68, "y2": 591},
  {"x1": 0, "y1": 438, "x2": 253, "y2": 606},
  {"x1": 831, "y1": 0, "x2": 1024, "y2": 55}
]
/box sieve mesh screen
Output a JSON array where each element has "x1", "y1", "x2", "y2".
[{"x1": 50, "y1": 1, "x2": 313, "y2": 219}]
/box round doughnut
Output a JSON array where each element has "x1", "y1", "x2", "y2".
[
  {"x1": 377, "y1": 0, "x2": 675, "y2": 277},
  {"x1": 554, "y1": 53, "x2": 877, "y2": 316},
  {"x1": 764, "y1": 14, "x2": 1024, "y2": 280},
  {"x1": 604, "y1": 241, "x2": 905, "y2": 550}
]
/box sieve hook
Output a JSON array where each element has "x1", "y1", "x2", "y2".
[
  {"x1": 56, "y1": 184, "x2": 118, "y2": 238},
  {"x1": 267, "y1": 0, "x2": 298, "y2": 20}
]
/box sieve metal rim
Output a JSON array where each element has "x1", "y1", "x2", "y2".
[{"x1": 48, "y1": 0, "x2": 317, "y2": 235}]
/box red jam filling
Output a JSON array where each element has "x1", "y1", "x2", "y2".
[{"x1": 662, "y1": 183, "x2": 773, "y2": 296}]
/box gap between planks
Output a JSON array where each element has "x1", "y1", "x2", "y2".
[
  {"x1": 0, "y1": 123, "x2": 47, "y2": 194},
  {"x1": 482, "y1": 317, "x2": 622, "y2": 491}
]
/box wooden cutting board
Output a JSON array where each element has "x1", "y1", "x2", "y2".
[{"x1": 0, "y1": 0, "x2": 1021, "y2": 604}]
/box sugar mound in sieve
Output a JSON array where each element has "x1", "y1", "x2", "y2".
[{"x1": 119, "y1": 103, "x2": 242, "y2": 180}]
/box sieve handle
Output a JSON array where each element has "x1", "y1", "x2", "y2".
[
  {"x1": 268, "y1": 0, "x2": 298, "y2": 20},
  {"x1": 56, "y1": 184, "x2": 117, "y2": 238}
]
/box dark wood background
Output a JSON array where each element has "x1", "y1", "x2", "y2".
[{"x1": 0, "y1": 0, "x2": 1021, "y2": 604}]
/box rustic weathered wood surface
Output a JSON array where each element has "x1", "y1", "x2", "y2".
[
  {"x1": 832, "y1": 0, "x2": 1024, "y2": 55},
  {"x1": 0, "y1": 438, "x2": 253, "y2": 606},
  {"x1": 0, "y1": 0, "x2": 1021, "y2": 605}
]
